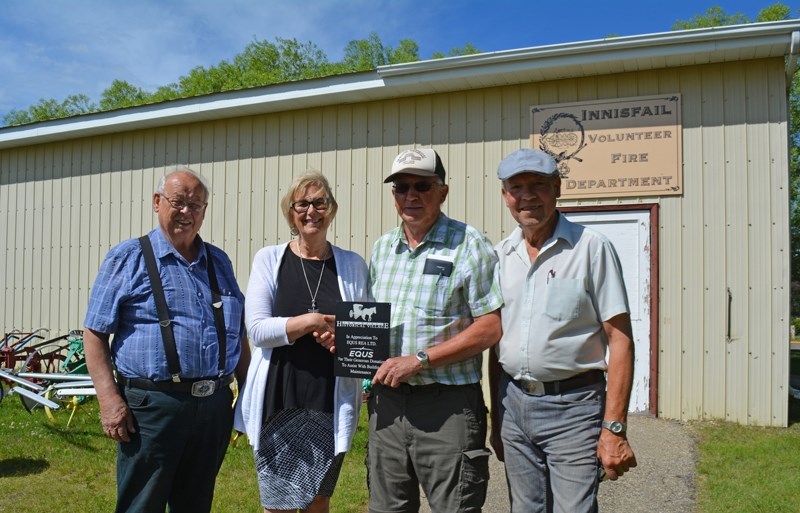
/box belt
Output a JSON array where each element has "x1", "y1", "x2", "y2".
[
  {"x1": 118, "y1": 374, "x2": 233, "y2": 397},
  {"x1": 511, "y1": 370, "x2": 605, "y2": 395},
  {"x1": 379, "y1": 382, "x2": 479, "y2": 396}
]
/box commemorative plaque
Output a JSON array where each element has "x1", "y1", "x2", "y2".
[{"x1": 333, "y1": 301, "x2": 390, "y2": 378}]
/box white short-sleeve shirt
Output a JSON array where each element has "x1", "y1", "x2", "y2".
[{"x1": 495, "y1": 213, "x2": 630, "y2": 382}]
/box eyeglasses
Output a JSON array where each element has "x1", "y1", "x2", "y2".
[
  {"x1": 290, "y1": 198, "x2": 330, "y2": 213},
  {"x1": 159, "y1": 193, "x2": 207, "y2": 213},
  {"x1": 392, "y1": 181, "x2": 441, "y2": 194}
]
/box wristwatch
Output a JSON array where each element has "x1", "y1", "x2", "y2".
[
  {"x1": 415, "y1": 350, "x2": 431, "y2": 369},
  {"x1": 602, "y1": 420, "x2": 627, "y2": 434}
]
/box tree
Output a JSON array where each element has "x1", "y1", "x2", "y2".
[
  {"x1": 341, "y1": 34, "x2": 439, "y2": 69},
  {"x1": 272, "y1": 37, "x2": 330, "y2": 81},
  {"x1": 432, "y1": 43, "x2": 481, "y2": 59},
  {"x1": 149, "y1": 84, "x2": 182, "y2": 104},
  {"x1": 3, "y1": 94, "x2": 96, "y2": 124},
  {"x1": 671, "y1": 6, "x2": 749, "y2": 30},
  {"x1": 756, "y1": 3, "x2": 792, "y2": 22},
  {"x1": 388, "y1": 39, "x2": 420, "y2": 64},
  {"x1": 229, "y1": 39, "x2": 281, "y2": 88},
  {"x1": 673, "y1": 3, "x2": 800, "y2": 315},
  {"x1": 0, "y1": 35, "x2": 338, "y2": 125},
  {"x1": 100, "y1": 80, "x2": 151, "y2": 111},
  {"x1": 140, "y1": 37, "x2": 331, "y2": 103},
  {"x1": 790, "y1": 73, "x2": 800, "y2": 315},
  {"x1": 342, "y1": 32, "x2": 390, "y2": 71},
  {"x1": 3, "y1": 109, "x2": 33, "y2": 126},
  {"x1": 0, "y1": 32, "x2": 476, "y2": 125},
  {"x1": 175, "y1": 63, "x2": 239, "y2": 97},
  {"x1": 229, "y1": 37, "x2": 331, "y2": 88}
]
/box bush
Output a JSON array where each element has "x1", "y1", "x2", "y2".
[{"x1": 792, "y1": 317, "x2": 800, "y2": 340}]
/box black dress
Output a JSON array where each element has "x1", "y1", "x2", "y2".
[
  {"x1": 264, "y1": 248, "x2": 340, "y2": 417},
  {"x1": 255, "y1": 248, "x2": 344, "y2": 510}
]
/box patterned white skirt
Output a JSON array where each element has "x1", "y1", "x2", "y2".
[{"x1": 255, "y1": 408, "x2": 344, "y2": 510}]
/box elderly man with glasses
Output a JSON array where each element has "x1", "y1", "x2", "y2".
[
  {"x1": 366, "y1": 148, "x2": 503, "y2": 513},
  {"x1": 84, "y1": 166, "x2": 250, "y2": 513}
]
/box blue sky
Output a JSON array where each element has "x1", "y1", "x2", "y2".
[{"x1": 0, "y1": 0, "x2": 794, "y2": 121}]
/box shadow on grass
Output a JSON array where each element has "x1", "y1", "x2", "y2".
[
  {"x1": 40, "y1": 421, "x2": 107, "y2": 451},
  {"x1": 0, "y1": 457, "x2": 50, "y2": 477}
]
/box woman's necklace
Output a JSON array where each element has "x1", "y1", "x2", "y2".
[{"x1": 297, "y1": 240, "x2": 328, "y2": 313}]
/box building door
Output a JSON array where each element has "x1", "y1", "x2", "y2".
[{"x1": 564, "y1": 209, "x2": 653, "y2": 413}]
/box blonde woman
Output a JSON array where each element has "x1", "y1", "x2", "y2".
[{"x1": 235, "y1": 171, "x2": 368, "y2": 513}]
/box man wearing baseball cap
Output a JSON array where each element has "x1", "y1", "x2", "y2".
[
  {"x1": 367, "y1": 148, "x2": 503, "y2": 512},
  {"x1": 489, "y1": 148, "x2": 637, "y2": 513}
]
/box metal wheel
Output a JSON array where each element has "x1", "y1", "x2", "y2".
[{"x1": 45, "y1": 386, "x2": 94, "y2": 427}]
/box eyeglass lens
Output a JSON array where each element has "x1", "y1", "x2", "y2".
[
  {"x1": 292, "y1": 199, "x2": 329, "y2": 212},
  {"x1": 160, "y1": 193, "x2": 205, "y2": 212},
  {"x1": 393, "y1": 181, "x2": 437, "y2": 194}
]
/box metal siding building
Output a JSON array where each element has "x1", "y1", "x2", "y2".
[{"x1": 1, "y1": 21, "x2": 795, "y2": 426}]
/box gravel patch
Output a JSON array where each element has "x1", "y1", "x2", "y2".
[
  {"x1": 419, "y1": 414, "x2": 696, "y2": 512},
  {"x1": 597, "y1": 415, "x2": 696, "y2": 513}
]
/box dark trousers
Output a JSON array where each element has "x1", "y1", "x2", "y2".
[
  {"x1": 116, "y1": 384, "x2": 234, "y2": 513},
  {"x1": 367, "y1": 382, "x2": 490, "y2": 513}
]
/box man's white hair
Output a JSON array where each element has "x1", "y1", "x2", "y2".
[{"x1": 156, "y1": 165, "x2": 210, "y2": 201}]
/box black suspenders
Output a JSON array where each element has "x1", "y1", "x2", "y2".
[
  {"x1": 138, "y1": 236, "x2": 227, "y2": 381},
  {"x1": 205, "y1": 245, "x2": 228, "y2": 377}
]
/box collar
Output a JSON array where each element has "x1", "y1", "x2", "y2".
[
  {"x1": 501, "y1": 211, "x2": 578, "y2": 257},
  {"x1": 392, "y1": 212, "x2": 448, "y2": 250},
  {"x1": 149, "y1": 228, "x2": 207, "y2": 266}
]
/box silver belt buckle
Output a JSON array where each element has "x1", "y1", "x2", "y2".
[
  {"x1": 191, "y1": 380, "x2": 216, "y2": 397},
  {"x1": 517, "y1": 378, "x2": 544, "y2": 396}
]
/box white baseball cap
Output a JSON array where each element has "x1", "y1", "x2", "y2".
[{"x1": 384, "y1": 148, "x2": 446, "y2": 183}]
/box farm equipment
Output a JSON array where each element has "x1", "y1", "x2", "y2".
[{"x1": 0, "y1": 329, "x2": 95, "y2": 427}]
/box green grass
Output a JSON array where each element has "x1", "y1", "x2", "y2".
[
  {"x1": 0, "y1": 398, "x2": 118, "y2": 513},
  {"x1": 693, "y1": 350, "x2": 800, "y2": 513},
  {"x1": 694, "y1": 420, "x2": 800, "y2": 513},
  {"x1": 2, "y1": 377, "x2": 799, "y2": 513},
  {"x1": 0, "y1": 396, "x2": 368, "y2": 513}
]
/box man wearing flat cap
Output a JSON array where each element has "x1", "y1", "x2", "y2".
[
  {"x1": 488, "y1": 148, "x2": 637, "y2": 513},
  {"x1": 367, "y1": 148, "x2": 503, "y2": 513}
]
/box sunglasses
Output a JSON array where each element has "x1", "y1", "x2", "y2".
[{"x1": 392, "y1": 181, "x2": 441, "y2": 194}]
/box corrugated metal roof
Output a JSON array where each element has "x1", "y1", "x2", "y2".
[{"x1": 2, "y1": 19, "x2": 799, "y2": 149}]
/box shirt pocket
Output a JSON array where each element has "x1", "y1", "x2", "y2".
[
  {"x1": 543, "y1": 278, "x2": 585, "y2": 321},
  {"x1": 416, "y1": 273, "x2": 453, "y2": 316},
  {"x1": 220, "y1": 294, "x2": 244, "y2": 341}
]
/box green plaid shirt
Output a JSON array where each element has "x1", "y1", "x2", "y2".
[{"x1": 369, "y1": 213, "x2": 503, "y2": 385}]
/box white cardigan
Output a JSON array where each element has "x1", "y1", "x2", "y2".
[{"x1": 233, "y1": 242, "x2": 370, "y2": 453}]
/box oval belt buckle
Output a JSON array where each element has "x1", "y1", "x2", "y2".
[
  {"x1": 519, "y1": 378, "x2": 544, "y2": 395},
  {"x1": 191, "y1": 380, "x2": 215, "y2": 397}
]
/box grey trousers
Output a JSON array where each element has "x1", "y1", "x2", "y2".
[{"x1": 498, "y1": 373, "x2": 605, "y2": 513}]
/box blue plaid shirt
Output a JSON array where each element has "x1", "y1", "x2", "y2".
[{"x1": 84, "y1": 229, "x2": 245, "y2": 381}]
